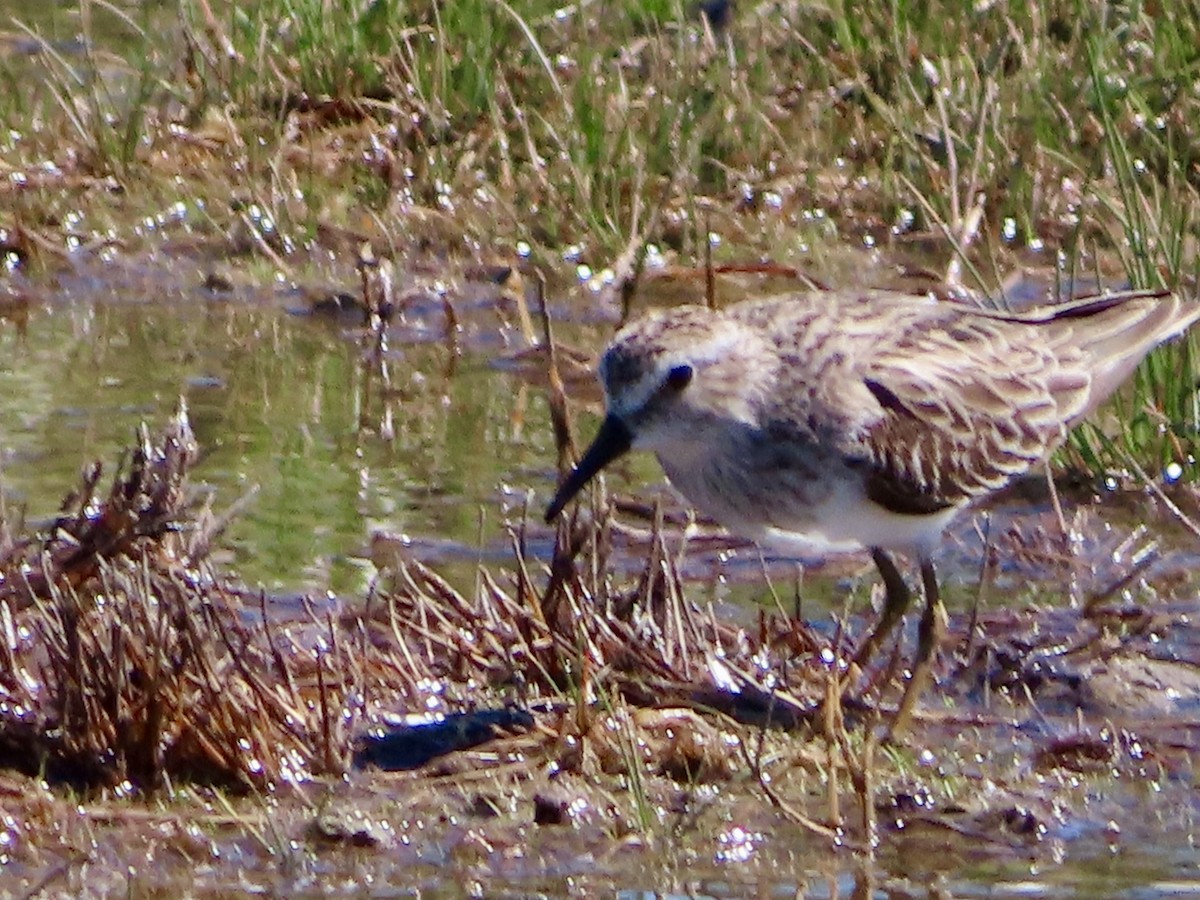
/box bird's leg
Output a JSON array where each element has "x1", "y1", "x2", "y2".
[
  {"x1": 888, "y1": 558, "x2": 947, "y2": 740},
  {"x1": 850, "y1": 548, "x2": 911, "y2": 671}
]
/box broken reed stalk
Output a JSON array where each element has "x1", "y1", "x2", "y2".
[
  {"x1": 964, "y1": 513, "x2": 993, "y2": 661},
  {"x1": 836, "y1": 708, "x2": 879, "y2": 859},
  {"x1": 539, "y1": 271, "x2": 576, "y2": 470},
  {"x1": 823, "y1": 674, "x2": 842, "y2": 829},
  {"x1": 739, "y1": 721, "x2": 849, "y2": 846}
]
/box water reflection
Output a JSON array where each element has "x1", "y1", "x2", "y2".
[{"x1": 0, "y1": 295, "x2": 559, "y2": 593}]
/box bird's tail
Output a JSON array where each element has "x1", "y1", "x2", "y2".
[{"x1": 1034, "y1": 289, "x2": 1200, "y2": 422}]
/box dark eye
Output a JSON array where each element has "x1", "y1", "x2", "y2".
[{"x1": 666, "y1": 364, "x2": 693, "y2": 391}]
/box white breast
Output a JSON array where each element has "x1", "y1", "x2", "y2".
[{"x1": 754, "y1": 497, "x2": 960, "y2": 557}]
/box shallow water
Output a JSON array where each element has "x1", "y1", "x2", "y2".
[
  {"x1": 0, "y1": 259, "x2": 569, "y2": 594},
  {"x1": 4, "y1": 256, "x2": 1200, "y2": 896}
]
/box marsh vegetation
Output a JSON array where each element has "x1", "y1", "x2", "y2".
[{"x1": 2, "y1": 0, "x2": 1200, "y2": 894}]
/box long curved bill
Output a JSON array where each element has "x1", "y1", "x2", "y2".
[{"x1": 544, "y1": 415, "x2": 633, "y2": 522}]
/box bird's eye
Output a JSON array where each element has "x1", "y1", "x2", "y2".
[{"x1": 666, "y1": 364, "x2": 693, "y2": 391}]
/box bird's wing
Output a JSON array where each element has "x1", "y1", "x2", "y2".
[
  {"x1": 744, "y1": 289, "x2": 1194, "y2": 518},
  {"x1": 834, "y1": 310, "x2": 1094, "y2": 514}
]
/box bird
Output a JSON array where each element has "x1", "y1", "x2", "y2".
[{"x1": 543, "y1": 288, "x2": 1200, "y2": 735}]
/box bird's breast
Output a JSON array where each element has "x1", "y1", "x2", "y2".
[
  {"x1": 655, "y1": 430, "x2": 837, "y2": 532},
  {"x1": 654, "y1": 431, "x2": 961, "y2": 555}
]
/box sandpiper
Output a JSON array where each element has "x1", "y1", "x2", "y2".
[{"x1": 544, "y1": 288, "x2": 1200, "y2": 734}]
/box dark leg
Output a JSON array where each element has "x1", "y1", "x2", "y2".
[
  {"x1": 888, "y1": 558, "x2": 946, "y2": 739},
  {"x1": 851, "y1": 548, "x2": 911, "y2": 670}
]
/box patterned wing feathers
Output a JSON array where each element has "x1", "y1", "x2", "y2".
[{"x1": 851, "y1": 291, "x2": 1198, "y2": 513}]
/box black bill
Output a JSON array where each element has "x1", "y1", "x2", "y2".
[{"x1": 544, "y1": 415, "x2": 633, "y2": 522}]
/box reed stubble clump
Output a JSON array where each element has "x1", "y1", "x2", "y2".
[{"x1": 0, "y1": 405, "x2": 314, "y2": 789}]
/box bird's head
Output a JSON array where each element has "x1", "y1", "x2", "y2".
[{"x1": 544, "y1": 306, "x2": 768, "y2": 522}]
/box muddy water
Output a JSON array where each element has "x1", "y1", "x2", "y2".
[
  {"x1": 8, "y1": 765, "x2": 1200, "y2": 898},
  {"x1": 4, "y1": 257, "x2": 1200, "y2": 896},
  {"x1": 0, "y1": 260, "x2": 568, "y2": 593}
]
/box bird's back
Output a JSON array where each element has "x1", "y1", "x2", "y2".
[{"x1": 726, "y1": 289, "x2": 1198, "y2": 519}]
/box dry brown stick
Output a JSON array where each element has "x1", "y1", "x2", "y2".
[
  {"x1": 964, "y1": 513, "x2": 993, "y2": 661},
  {"x1": 554, "y1": 573, "x2": 607, "y2": 670},
  {"x1": 659, "y1": 516, "x2": 693, "y2": 676},
  {"x1": 476, "y1": 567, "x2": 562, "y2": 690},
  {"x1": 18, "y1": 852, "x2": 88, "y2": 900},
  {"x1": 507, "y1": 521, "x2": 548, "y2": 632},
  {"x1": 539, "y1": 272, "x2": 576, "y2": 469},
  {"x1": 642, "y1": 500, "x2": 669, "y2": 654},
  {"x1": 396, "y1": 612, "x2": 498, "y2": 673},
  {"x1": 259, "y1": 587, "x2": 297, "y2": 695},
  {"x1": 838, "y1": 708, "x2": 879, "y2": 860},
  {"x1": 382, "y1": 597, "x2": 481, "y2": 661},
  {"x1": 384, "y1": 592, "x2": 425, "y2": 696},
  {"x1": 387, "y1": 568, "x2": 505, "y2": 668},
  {"x1": 514, "y1": 494, "x2": 532, "y2": 607},
  {"x1": 481, "y1": 563, "x2": 558, "y2": 650},
  {"x1": 1083, "y1": 546, "x2": 1159, "y2": 616},
  {"x1": 737, "y1": 721, "x2": 853, "y2": 847},
  {"x1": 541, "y1": 522, "x2": 587, "y2": 629},
  {"x1": 401, "y1": 580, "x2": 491, "y2": 660},
  {"x1": 199, "y1": 587, "x2": 310, "y2": 739},
  {"x1": 410, "y1": 560, "x2": 479, "y2": 620},
  {"x1": 316, "y1": 648, "x2": 335, "y2": 773}
]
